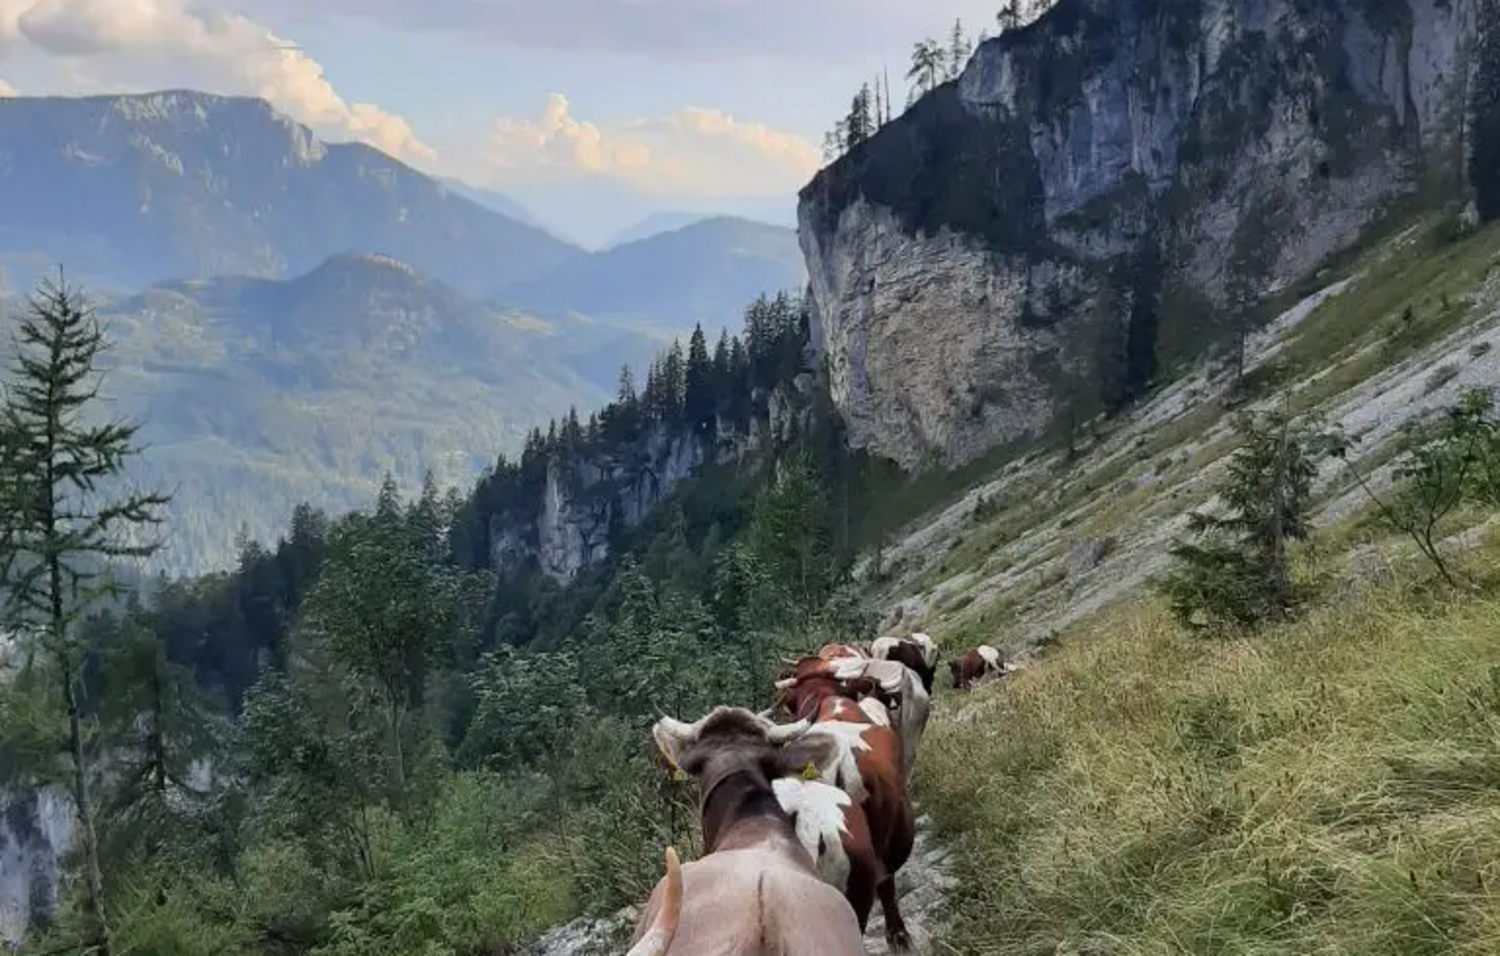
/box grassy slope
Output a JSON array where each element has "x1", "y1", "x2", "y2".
[
  {"x1": 920, "y1": 545, "x2": 1500, "y2": 955},
  {"x1": 862, "y1": 213, "x2": 1500, "y2": 953}
]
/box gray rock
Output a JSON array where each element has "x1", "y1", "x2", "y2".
[
  {"x1": 1067, "y1": 537, "x2": 1115, "y2": 576},
  {"x1": 798, "y1": 0, "x2": 1478, "y2": 470}
]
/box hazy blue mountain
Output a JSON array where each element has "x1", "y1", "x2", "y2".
[
  {"x1": 36, "y1": 252, "x2": 669, "y2": 575},
  {"x1": 514, "y1": 177, "x2": 799, "y2": 249},
  {"x1": 436, "y1": 177, "x2": 550, "y2": 232},
  {"x1": 0, "y1": 91, "x2": 583, "y2": 297},
  {"x1": 605, "y1": 211, "x2": 714, "y2": 247},
  {"x1": 495, "y1": 216, "x2": 806, "y2": 331}
]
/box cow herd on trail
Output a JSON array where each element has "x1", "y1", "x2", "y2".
[{"x1": 623, "y1": 634, "x2": 1016, "y2": 956}]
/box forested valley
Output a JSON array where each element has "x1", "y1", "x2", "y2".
[{"x1": 0, "y1": 274, "x2": 910, "y2": 956}]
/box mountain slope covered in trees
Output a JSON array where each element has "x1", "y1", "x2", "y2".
[{"x1": 68, "y1": 252, "x2": 669, "y2": 575}]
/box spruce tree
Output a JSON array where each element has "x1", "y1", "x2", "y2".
[
  {"x1": 947, "y1": 18, "x2": 972, "y2": 79},
  {"x1": 96, "y1": 610, "x2": 222, "y2": 869},
  {"x1": 846, "y1": 83, "x2": 875, "y2": 146},
  {"x1": 684, "y1": 323, "x2": 715, "y2": 438},
  {"x1": 1160, "y1": 409, "x2": 1329, "y2": 631},
  {"x1": 0, "y1": 273, "x2": 170, "y2": 955}
]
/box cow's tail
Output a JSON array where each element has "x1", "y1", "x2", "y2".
[{"x1": 625, "y1": 846, "x2": 683, "y2": 956}]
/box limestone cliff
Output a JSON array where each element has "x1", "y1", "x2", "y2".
[
  {"x1": 484, "y1": 379, "x2": 816, "y2": 583},
  {"x1": 799, "y1": 0, "x2": 1483, "y2": 469}
]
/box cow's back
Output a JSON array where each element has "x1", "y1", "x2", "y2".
[{"x1": 642, "y1": 848, "x2": 865, "y2": 955}]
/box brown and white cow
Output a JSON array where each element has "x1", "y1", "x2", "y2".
[
  {"x1": 771, "y1": 659, "x2": 918, "y2": 951},
  {"x1": 815, "y1": 642, "x2": 870, "y2": 662},
  {"x1": 781, "y1": 653, "x2": 931, "y2": 786},
  {"x1": 627, "y1": 707, "x2": 869, "y2": 956},
  {"x1": 949, "y1": 644, "x2": 1012, "y2": 690},
  {"x1": 870, "y1": 632, "x2": 940, "y2": 693}
]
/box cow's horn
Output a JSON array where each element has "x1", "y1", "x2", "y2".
[
  {"x1": 765, "y1": 718, "x2": 811, "y2": 743},
  {"x1": 773, "y1": 677, "x2": 798, "y2": 690},
  {"x1": 623, "y1": 846, "x2": 683, "y2": 956},
  {"x1": 654, "y1": 713, "x2": 710, "y2": 743}
]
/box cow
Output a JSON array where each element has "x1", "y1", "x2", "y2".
[
  {"x1": 780, "y1": 654, "x2": 931, "y2": 787},
  {"x1": 950, "y1": 644, "x2": 1012, "y2": 690},
  {"x1": 815, "y1": 642, "x2": 871, "y2": 662},
  {"x1": 771, "y1": 658, "x2": 917, "y2": 951},
  {"x1": 870, "y1": 633, "x2": 940, "y2": 694},
  {"x1": 627, "y1": 706, "x2": 870, "y2": 956}
]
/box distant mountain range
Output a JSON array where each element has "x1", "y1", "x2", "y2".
[
  {"x1": 0, "y1": 89, "x2": 809, "y2": 572},
  {"x1": 496, "y1": 216, "x2": 806, "y2": 329},
  {"x1": 605, "y1": 211, "x2": 718, "y2": 248},
  {"x1": 0, "y1": 91, "x2": 579, "y2": 297},
  {"x1": 0, "y1": 90, "x2": 806, "y2": 332},
  {"x1": 53, "y1": 252, "x2": 671, "y2": 575}
]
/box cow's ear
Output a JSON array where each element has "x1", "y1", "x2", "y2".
[{"x1": 766, "y1": 734, "x2": 839, "y2": 782}]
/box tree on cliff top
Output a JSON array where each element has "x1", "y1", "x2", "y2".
[
  {"x1": 907, "y1": 39, "x2": 945, "y2": 103},
  {"x1": 947, "y1": 18, "x2": 972, "y2": 79}
]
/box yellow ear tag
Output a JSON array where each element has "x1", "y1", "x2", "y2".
[
  {"x1": 800, "y1": 762, "x2": 820, "y2": 781},
  {"x1": 672, "y1": 768, "x2": 688, "y2": 783}
]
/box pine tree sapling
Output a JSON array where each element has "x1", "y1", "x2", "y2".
[
  {"x1": 1160, "y1": 410, "x2": 1328, "y2": 631},
  {"x1": 0, "y1": 273, "x2": 171, "y2": 955}
]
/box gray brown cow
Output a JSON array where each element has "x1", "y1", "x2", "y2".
[
  {"x1": 950, "y1": 644, "x2": 1011, "y2": 690},
  {"x1": 625, "y1": 706, "x2": 869, "y2": 956}
]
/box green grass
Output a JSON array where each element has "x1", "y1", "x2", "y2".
[{"x1": 918, "y1": 531, "x2": 1500, "y2": 956}]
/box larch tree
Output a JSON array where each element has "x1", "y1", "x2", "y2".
[{"x1": 0, "y1": 273, "x2": 171, "y2": 956}]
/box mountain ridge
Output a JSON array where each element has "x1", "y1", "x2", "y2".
[
  {"x1": 0, "y1": 89, "x2": 583, "y2": 296},
  {"x1": 495, "y1": 215, "x2": 806, "y2": 330},
  {"x1": 76, "y1": 250, "x2": 671, "y2": 574}
]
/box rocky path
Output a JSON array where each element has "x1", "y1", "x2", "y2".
[
  {"x1": 521, "y1": 807, "x2": 956, "y2": 956},
  {"x1": 865, "y1": 806, "x2": 955, "y2": 956}
]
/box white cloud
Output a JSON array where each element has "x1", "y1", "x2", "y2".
[
  {"x1": 481, "y1": 93, "x2": 820, "y2": 197},
  {"x1": 234, "y1": 0, "x2": 1005, "y2": 61},
  {"x1": 0, "y1": 77, "x2": 14, "y2": 96},
  {"x1": 0, "y1": 0, "x2": 432, "y2": 163}
]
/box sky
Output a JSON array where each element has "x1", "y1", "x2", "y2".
[{"x1": 0, "y1": 0, "x2": 1003, "y2": 246}]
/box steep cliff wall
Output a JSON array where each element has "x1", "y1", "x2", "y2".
[
  {"x1": 799, "y1": 0, "x2": 1482, "y2": 469},
  {"x1": 485, "y1": 379, "x2": 816, "y2": 583}
]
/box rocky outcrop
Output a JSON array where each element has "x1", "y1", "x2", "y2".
[
  {"x1": 487, "y1": 381, "x2": 817, "y2": 583},
  {"x1": 799, "y1": 0, "x2": 1483, "y2": 470},
  {"x1": 0, "y1": 787, "x2": 72, "y2": 946}
]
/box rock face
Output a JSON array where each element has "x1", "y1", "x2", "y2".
[
  {"x1": 487, "y1": 383, "x2": 816, "y2": 583},
  {"x1": 0, "y1": 787, "x2": 74, "y2": 946},
  {"x1": 798, "y1": 0, "x2": 1483, "y2": 469}
]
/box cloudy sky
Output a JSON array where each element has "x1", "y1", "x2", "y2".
[{"x1": 0, "y1": 0, "x2": 1001, "y2": 244}]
